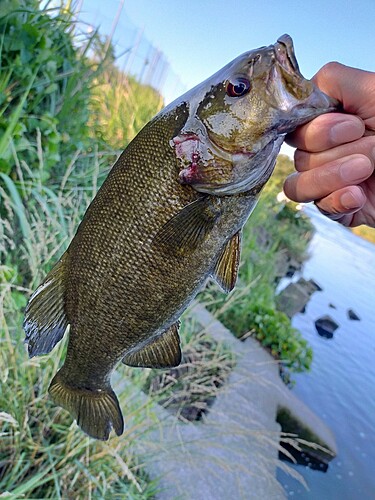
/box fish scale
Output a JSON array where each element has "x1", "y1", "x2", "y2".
[{"x1": 23, "y1": 35, "x2": 338, "y2": 440}]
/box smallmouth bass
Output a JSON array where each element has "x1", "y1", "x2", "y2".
[{"x1": 23, "y1": 35, "x2": 338, "y2": 440}]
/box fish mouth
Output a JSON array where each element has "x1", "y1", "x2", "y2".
[
  {"x1": 270, "y1": 34, "x2": 339, "y2": 116},
  {"x1": 271, "y1": 34, "x2": 306, "y2": 93}
]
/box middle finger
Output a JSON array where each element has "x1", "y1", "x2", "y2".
[{"x1": 294, "y1": 135, "x2": 375, "y2": 172}]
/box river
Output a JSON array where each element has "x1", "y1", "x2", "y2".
[{"x1": 277, "y1": 204, "x2": 375, "y2": 499}]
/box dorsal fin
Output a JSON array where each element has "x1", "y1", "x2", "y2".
[
  {"x1": 123, "y1": 322, "x2": 181, "y2": 368},
  {"x1": 23, "y1": 253, "x2": 69, "y2": 357},
  {"x1": 212, "y1": 231, "x2": 241, "y2": 293}
]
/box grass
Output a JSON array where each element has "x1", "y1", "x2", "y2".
[
  {"x1": 142, "y1": 315, "x2": 236, "y2": 422},
  {"x1": 90, "y1": 66, "x2": 164, "y2": 151}
]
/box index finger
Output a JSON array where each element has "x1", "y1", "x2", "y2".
[{"x1": 286, "y1": 112, "x2": 365, "y2": 152}]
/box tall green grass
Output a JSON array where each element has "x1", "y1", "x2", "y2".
[
  {"x1": 0, "y1": 0, "x2": 103, "y2": 178},
  {"x1": 90, "y1": 66, "x2": 164, "y2": 151}
]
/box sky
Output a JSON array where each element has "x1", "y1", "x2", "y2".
[
  {"x1": 80, "y1": 0, "x2": 375, "y2": 92},
  {"x1": 78, "y1": 0, "x2": 375, "y2": 155}
]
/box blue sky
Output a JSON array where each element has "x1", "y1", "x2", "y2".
[{"x1": 80, "y1": 0, "x2": 375, "y2": 103}]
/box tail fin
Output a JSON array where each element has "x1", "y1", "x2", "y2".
[{"x1": 49, "y1": 370, "x2": 124, "y2": 440}]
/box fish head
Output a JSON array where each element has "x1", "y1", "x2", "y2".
[{"x1": 170, "y1": 34, "x2": 339, "y2": 195}]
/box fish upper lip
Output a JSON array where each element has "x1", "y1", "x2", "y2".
[{"x1": 274, "y1": 34, "x2": 300, "y2": 75}]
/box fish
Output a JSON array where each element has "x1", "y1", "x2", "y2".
[{"x1": 23, "y1": 34, "x2": 338, "y2": 440}]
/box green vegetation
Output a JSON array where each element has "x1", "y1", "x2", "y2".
[
  {"x1": 1, "y1": 2, "x2": 314, "y2": 496},
  {"x1": 201, "y1": 156, "x2": 314, "y2": 378},
  {"x1": 90, "y1": 63, "x2": 163, "y2": 150},
  {"x1": 0, "y1": 0, "x2": 99, "y2": 179}
]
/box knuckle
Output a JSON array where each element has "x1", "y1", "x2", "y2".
[{"x1": 317, "y1": 61, "x2": 344, "y2": 81}]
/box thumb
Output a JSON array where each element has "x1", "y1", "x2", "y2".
[{"x1": 313, "y1": 62, "x2": 375, "y2": 131}]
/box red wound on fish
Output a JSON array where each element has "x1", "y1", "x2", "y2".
[
  {"x1": 179, "y1": 163, "x2": 200, "y2": 184},
  {"x1": 172, "y1": 133, "x2": 205, "y2": 185}
]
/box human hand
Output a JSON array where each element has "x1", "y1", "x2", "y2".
[{"x1": 284, "y1": 62, "x2": 375, "y2": 227}]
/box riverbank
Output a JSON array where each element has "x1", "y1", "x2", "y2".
[{"x1": 277, "y1": 204, "x2": 375, "y2": 498}]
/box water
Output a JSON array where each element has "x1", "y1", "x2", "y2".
[{"x1": 277, "y1": 205, "x2": 375, "y2": 499}]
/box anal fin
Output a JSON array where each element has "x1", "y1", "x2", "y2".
[
  {"x1": 212, "y1": 231, "x2": 241, "y2": 293},
  {"x1": 123, "y1": 322, "x2": 181, "y2": 368},
  {"x1": 23, "y1": 252, "x2": 69, "y2": 357}
]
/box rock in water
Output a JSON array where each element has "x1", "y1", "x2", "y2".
[
  {"x1": 315, "y1": 316, "x2": 339, "y2": 339},
  {"x1": 276, "y1": 278, "x2": 322, "y2": 318},
  {"x1": 348, "y1": 309, "x2": 361, "y2": 321}
]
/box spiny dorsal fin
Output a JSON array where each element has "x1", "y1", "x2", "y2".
[
  {"x1": 23, "y1": 253, "x2": 69, "y2": 357},
  {"x1": 152, "y1": 197, "x2": 221, "y2": 256},
  {"x1": 123, "y1": 322, "x2": 181, "y2": 368},
  {"x1": 212, "y1": 231, "x2": 241, "y2": 293}
]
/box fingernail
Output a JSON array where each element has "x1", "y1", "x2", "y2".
[
  {"x1": 340, "y1": 156, "x2": 372, "y2": 182},
  {"x1": 340, "y1": 191, "x2": 361, "y2": 209},
  {"x1": 330, "y1": 119, "x2": 364, "y2": 145}
]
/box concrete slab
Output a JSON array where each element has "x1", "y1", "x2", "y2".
[{"x1": 113, "y1": 304, "x2": 337, "y2": 499}]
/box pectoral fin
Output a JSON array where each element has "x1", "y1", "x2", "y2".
[
  {"x1": 123, "y1": 322, "x2": 181, "y2": 368},
  {"x1": 212, "y1": 231, "x2": 241, "y2": 293},
  {"x1": 153, "y1": 197, "x2": 221, "y2": 256}
]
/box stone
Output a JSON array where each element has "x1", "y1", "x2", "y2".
[
  {"x1": 347, "y1": 309, "x2": 361, "y2": 321},
  {"x1": 276, "y1": 278, "x2": 322, "y2": 318},
  {"x1": 314, "y1": 315, "x2": 339, "y2": 339},
  {"x1": 277, "y1": 405, "x2": 337, "y2": 466}
]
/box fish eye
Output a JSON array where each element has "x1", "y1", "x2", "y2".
[{"x1": 226, "y1": 77, "x2": 251, "y2": 97}]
